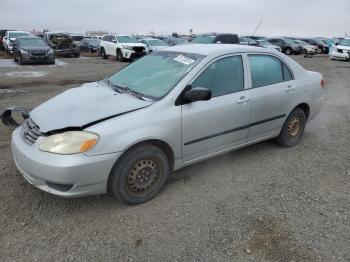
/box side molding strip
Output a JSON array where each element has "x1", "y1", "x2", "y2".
[{"x1": 184, "y1": 114, "x2": 286, "y2": 146}]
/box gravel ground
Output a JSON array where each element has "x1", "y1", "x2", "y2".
[{"x1": 0, "y1": 54, "x2": 349, "y2": 262}]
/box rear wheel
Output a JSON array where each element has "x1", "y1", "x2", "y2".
[
  {"x1": 109, "y1": 144, "x2": 171, "y2": 205},
  {"x1": 275, "y1": 108, "x2": 306, "y2": 147}
]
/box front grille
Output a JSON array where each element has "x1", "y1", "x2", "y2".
[
  {"x1": 46, "y1": 181, "x2": 74, "y2": 192},
  {"x1": 133, "y1": 46, "x2": 145, "y2": 52},
  {"x1": 31, "y1": 52, "x2": 47, "y2": 57},
  {"x1": 21, "y1": 118, "x2": 40, "y2": 145}
]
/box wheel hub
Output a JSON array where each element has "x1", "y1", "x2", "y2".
[
  {"x1": 127, "y1": 159, "x2": 159, "y2": 194},
  {"x1": 287, "y1": 116, "x2": 301, "y2": 137}
]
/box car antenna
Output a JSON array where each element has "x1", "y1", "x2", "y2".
[{"x1": 252, "y1": 19, "x2": 263, "y2": 37}]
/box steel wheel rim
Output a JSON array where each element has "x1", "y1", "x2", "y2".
[
  {"x1": 287, "y1": 116, "x2": 301, "y2": 138},
  {"x1": 126, "y1": 159, "x2": 161, "y2": 197}
]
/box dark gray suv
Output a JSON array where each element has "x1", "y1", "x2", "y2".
[
  {"x1": 268, "y1": 38, "x2": 302, "y2": 55},
  {"x1": 192, "y1": 33, "x2": 239, "y2": 44}
]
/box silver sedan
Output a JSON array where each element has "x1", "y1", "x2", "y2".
[{"x1": 1, "y1": 44, "x2": 325, "y2": 204}]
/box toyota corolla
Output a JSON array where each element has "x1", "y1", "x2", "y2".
[{"x1": 1, "y1": 44, "x2": 325, "y2": 205}]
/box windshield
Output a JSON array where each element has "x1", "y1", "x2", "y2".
[
  {"x1": 108, "y1": 52, "x2": 204, "y2": 99},
  {"x1": 9, "y1": 32, "x2": 29, "y2": 38},
  {"x1": 19, "y1": 38, "x2": 47, "y2": 46},
  {"x1": 283, "y1": 38, "x2": 296, "y2": 45},
  {"x1": 148, "y1": 39, "x2": 168, "y2": 46},
  {"x1": 339, "y1": 39, "x2": 350, "y2": 47},
  {"x1": 116, "y1": 36, "x2": 139, "y2": 43},
  {"x1": 86, "y1": 39, "x2": 100, "y2": 45},
  {"x1": 192, "y1": 35, "x2": 215, "y2": 44}
]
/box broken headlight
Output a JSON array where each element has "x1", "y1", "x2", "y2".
[{"x1": 39, "y1": 131, "x2": 99, "y2": 154}]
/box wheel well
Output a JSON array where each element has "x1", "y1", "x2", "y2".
[
  {"x1": 295, "y1": 103, "x2": 310, "y2": 120},
  {"x1": 121, "y1": 140, "x2": 174, "y2": 170}
]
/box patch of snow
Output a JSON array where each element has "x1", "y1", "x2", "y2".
[
  {"x1": 55, "y1": 59, "x2": 67, "y2": 66},
  {"x1": 0, "y1": 89, "x2": 28, "y2": 94},
  {"x1": 4, "y1": 71, "x2": 48, "y2": 78},
  {"x1": 0, "y1": 59, "x2": 18, "y2": 68}
]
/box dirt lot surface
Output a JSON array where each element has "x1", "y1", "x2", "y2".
[{"x1": 0, "y1": 53, "x2": 349, "y2": 261}]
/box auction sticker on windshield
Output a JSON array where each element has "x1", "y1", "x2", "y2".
[{"x1": 174, "y1": 55, "x2": 195, "y2": 65}]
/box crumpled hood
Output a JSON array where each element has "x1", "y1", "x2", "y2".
[{"x1": 30, "y1": 82, "x2": 153, "y2": 133}]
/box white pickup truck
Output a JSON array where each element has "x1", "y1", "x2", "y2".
[{"x1": 99, "y1": 34, "x2": 146, "y2": 61}]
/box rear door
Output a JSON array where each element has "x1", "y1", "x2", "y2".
[
  {"x1": 246, "y1": 54, "x2": 297, "y2": 141},
  {"x1": 181, "y1": 54, "x2": 251, "y2": 163}
]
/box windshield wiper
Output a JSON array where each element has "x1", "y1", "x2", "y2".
[{"x1": 114, "y1": 84, "x2": 154, "y2": 101}]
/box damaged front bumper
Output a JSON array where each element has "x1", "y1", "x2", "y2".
[
  {"x1": 11, "y1": 126, "x2": 121, "y2": 197},
  {"x1": 1, "y1": 107, "x2": 120, "y2": 197}
]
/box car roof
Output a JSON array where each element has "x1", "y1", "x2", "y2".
[
  {"x1": 162, "y1": 44, "x2": 269, "y2": 56},
  {"x1": 7, "y1": 30, "x2": 28, "y2": 33}
]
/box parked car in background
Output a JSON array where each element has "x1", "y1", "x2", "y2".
[
  {"x1": 1, "y1": 44, "x2": 325, "y2": 204},
  {"x1": 12, "y1": 36, "x2": 55, "y2": 64},
  {"x1": 243, "y1": 36, "x2": 267, "y2": 41},
  {"x1": 79, "y1": 38, "x2": 100, "y2": 53},
  {"x1": 329, "y1": 38, "x2": 350, "y2": 61},
  {"x1": 157, "y1": 36, "x2": 188, "y2": 46},
  {"x1": 300, "y1": 38, "x2": 328, "y2": 54},
  {"x1": 255, "y1": 39, "x2": 281, "y2": 52},
  {"x1": 0, "y1": 30, "x2": 14, "y2": 50},
  {"x1": 140, "y1": 38, "x2": 169, "y2": 53},
  {"x1": 292, "y1": 39, "x2": 318, "y2": 55},
  {"x1": 256, "y1": 39, "x2": 282, "y2": 52},
  {"x1": 99, "y1": 34, "x2": 146, "y2": 61},
  {"x1": 3, "y1": 30, "x2": 31, "y2": 54},
  {"x1": 43, "y1": 32, "x2": 80, "y2": 57},
  {"x1": 192, "y1": 33, "x2": 239, "y2": 44},
  {"x1": 239, "y1": 37, "x2": 260, "y2": 46},
  {"x1": 268, "y1": 37, "x2": 302, "y2": 55},
  {"x1": 70, "y1": 34, "x2": 85, "y2": 46}
]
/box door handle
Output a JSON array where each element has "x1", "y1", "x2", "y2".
[
  {"x1": 237, "y1": 96, "x2": 249, "y2": 104},
  {"x1": 285, "y1": 85, "x2": 295, "y2": 92}
]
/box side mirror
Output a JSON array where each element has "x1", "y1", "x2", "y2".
[
  {"x1": 183, "y1": 87, "x2": 211, "y2": 103},
  {"x1": 335, "y1": 43, "x2": 339, "y2": 46},
  {"x1": 111, "y1": 39, "x2": 117, "y2": 43}
]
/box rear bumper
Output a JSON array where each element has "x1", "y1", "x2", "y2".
[{"x1": 11, "y1": 127, "x2": 121, "y2": 197}]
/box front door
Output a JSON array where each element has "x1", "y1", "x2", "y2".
[{"x1": 181, "y1": 55, "x2": 251, "y2": 163}]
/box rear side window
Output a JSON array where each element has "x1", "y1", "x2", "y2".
[
  {"x1": 191, "y1": 56, "x2": 244, "y2": 97},
  {"x1": 248, "y1": 55, "x2": 293, "y2": 88}
]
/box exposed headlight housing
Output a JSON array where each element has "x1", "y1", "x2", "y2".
[
  {"x1": 20, "y1": 49, "x2": 29, "y2": 55},
  {"x1": 39, "y1": 131, "x2": 99, "y2": 154},
  {"x1": 122, "y1": 45, "x2": 133, "y2": 50},
  {"x1": 48, "y1": 49, "x2": 54, "y2": 55}
]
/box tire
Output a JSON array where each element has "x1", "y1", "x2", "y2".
[
  {"x1": 285, "y1": 48, "x2": 292, "y2": 55},
  {"x1": 74, "y1": 53, "x2": 80, "y2": 58},
  {"x1": 275, "y1": 108, "x2": 306, "y2": 147},
  {"x1": 317, "y1": 48, "x2": 322, "y2": 54},
  {"x1": 18, "y1": 56, "x2": 24, "y2": 65},
  {"x1": 108, "y1": 144, "x2": 171, "y2": 205},
  {"x1": 116, "y1": 49, "x2": 125, "y2": 62},
  {"x1": 100, "y1": 48, "x2": 108, "y2": 59}
]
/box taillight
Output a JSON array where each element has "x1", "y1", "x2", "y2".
[{"x1": 321, "y1": 79, "x2": 325, "y2": 88}]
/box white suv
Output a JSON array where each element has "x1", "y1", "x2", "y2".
[
  {"x1": 99, "y1": 34, "x2": 146, "y2": 61},
  {"x1": 3, "y1": 30, "x2": 31, "y2": 54}
]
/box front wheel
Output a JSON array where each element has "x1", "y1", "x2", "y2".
[
  {"x1": 275, "y1": 108, "x2": 306, "y2": 147},
  {"x1": 108, "y1": 144, "x2": 171, "y2": 205},
  {"x1": 285, "y1": 48, "x2": 292, "y2": 55},
  {"x1": 116, "y1": 49, "x2": 125, "y2": 62},
  {"x1": 100, "y1": 48, "x2": 108, "y2": 59}
]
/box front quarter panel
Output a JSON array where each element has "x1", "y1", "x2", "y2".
[{"x1": 85, "y1": 101, "x2": 182, "y2": 161}]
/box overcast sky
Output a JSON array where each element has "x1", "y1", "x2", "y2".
[{"x1": 2, "y1": 0, "x2": 349, "y2": 37}]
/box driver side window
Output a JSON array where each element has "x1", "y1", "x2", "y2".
[{"x1": 191, "y1": 56, "x2": 244, "y2": 97}]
